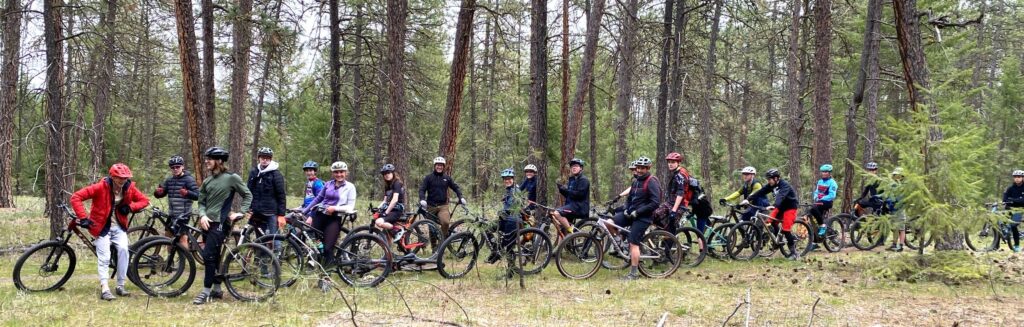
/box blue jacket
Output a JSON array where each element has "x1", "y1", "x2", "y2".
[
  {"x1": 302, "y1": 178, "x2": 325, "y2": 208},
  {"x1": 813, "y1": 178, "x2": 838, "y2": 203}
]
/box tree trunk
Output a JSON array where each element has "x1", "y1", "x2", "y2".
[
  {"x1": 785, "y1": 0, "x2": 803, "y2": 194},
  {"x1": 174, "y1": 0, "x2": 209, "y2": 182},
  {"x1": 229, "y1": 0, "x2": 253, "y2": 175},
  {"x1": 468, "y1": 41, "x2": 479, "y2": 196},
  {"x1": 613, "y1": 0, "x2": 637, "y2": 194},
  {"x1": 437, "y1": 0, "x2": 476, "y2": 175},
  {"x1": 0, "y1": 0, "x2": 23, "y2": 207},
  {"x1": 201, "y1": 0, "x2": 216, "y2": 141},
  {"x1": 251, "y1": 0, "x2": 282, "y2": 168},
  {"x1": 90, "y1": 0, "x2": 117, "y2": 181},
  {"x1": 560, "y1": 0, "x2": 570, "y2": 168},
  {"x1": 811, "y1": 0, "x2": 833, "y2": 171},
  {"x1": 589, "y1": 81, "x2": 599, "y2": 201},
  {"x1": 528, "y1": 0, "x2": 549, "y2": 206},
  {"x1": 698, "y1": 0, "x2": 722, "y2": 194},
  {"x1": 385, "y1": 0, "x2": 409, "y2": 180},
  {"x1": 667, "y1": 0, "x2": 690, "y2": 159},
  {"x1": 560, "y1": 0, "x2": 606, "y2": 179},
  {"x1": 350, "y1": 5, "x2": 365, "y2": 152},
  {"x1": 328, "y1": 0, "x2": 342, "y2": 162},
  {"x1": 841, "y1": 0, "x2": 882, "y2": 212},
  {"x1": 44, "y1": 0, "x2": 68, "y2": 238},
  {"x1": 654, "y1": 0, "x2": 673, "y2": 184}
]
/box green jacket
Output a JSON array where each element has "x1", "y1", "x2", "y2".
[{"x1": 198, "y1": 172, "x2": 253, "y2": 222}]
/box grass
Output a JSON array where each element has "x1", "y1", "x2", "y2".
[{"x1": 2, "y1": 197, "x2": 1024, "y2": 326}]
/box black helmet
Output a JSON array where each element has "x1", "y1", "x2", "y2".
[
  {"x1": 168, "y1": 155, "x2": 185, "y2": 167},
  {"x1": 257, "y1": 147, "x2": 273, "y2": 158},
  {"x1": 764, "y1": 168, "x2": 781, "y2": 179},
  {"x1": 204, "y1": 146, "x2": 229, "y2": 161},
  {"x1": 302, "y1": 161, "x2": 319, "y2": 170},
  {"x1": 380, "y1": 164, "x2": 396, "y2": 174},
  {"x1": 569, "y1": 158, "x2": 585, "y2": 167}
]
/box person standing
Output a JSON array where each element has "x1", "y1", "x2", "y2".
[
  {"x1": 193, "y1": 147, "x2": 253, "y2": 304},
  {"x1": 247, "y1": 147, "x2": 287, "y2": 238},
  {"x1": 418, "y1": 157, "x2": 466, "y2": 238}
]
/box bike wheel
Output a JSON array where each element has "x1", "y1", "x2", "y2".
[
  {"x1": 436, "y1": 232, "x2": 480, "y2": 279},
  {"x1": 850, "y1": 217, "x2": 885, "y2": 251},
  {"x1": 449, "y1": 219, "x2": 470, "y2": 235},
  {"x1": 335, "y1": 233, "x2": 391, "y2": 287},
  {"x1": 638, "y1": 230, "x2": 681, "y2": 278},
  {"x1": 221, "y1": 242, "x2": 279, "y2": 302},
  {"x1": 758, "y1": 230, "x2": 778, "y2": 258},
  {"x1": 127, "y1": 226, "x2": 160, "y2": 246},
  {"x1": 13, "y1": 241, "x2": 77, "y2": 292},
  {"x1": 965, "y1": 224, "x2": 1000, "y2": 252},
  {"x1": 707, "y1": 223, "x2": 734, "y2": 259},
  {"x1": 728, "y1": 222, "x2": 760, "y2": 260},
  {"x1": 254, "y1": 234, "x2": 305, "y2": 288},
  {"x1": 512, "y1": 227, "x2": 552, "y2": 275},
  {"x1": 788, "y1": 221, "x2": 813, "y2": 257},
  {"x1": 674, "y1": 227, "x2": 707, "y2": 268},
  {"x1": 131, "y1": 238, "x2": 195, "y2": 297},
  {"x1": 409, "y1": 219, "x2": 443, "y2": 259},
  {"x1": 554, "y1": 231, "x2": 603, "y2": 280},
  {"x1": 822, "y1": 217, "x2": 846, "y2": 253}
]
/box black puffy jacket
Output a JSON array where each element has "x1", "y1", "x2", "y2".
[
  {"x1": 247, "y1": 161, "x2": 287, "y2": 216},
  {"x1": 1004, "y1": 183, "x2": 1024, "y2": 209},
  {"x1": 419, "y1": 172, "x2": 464, "y2": 207},
  {"x1": 155, "y1": 171, "x2": 200, "y2": 216},
  {"x1": 559, "y1": 173, "x2": 591, "y2": 214}
]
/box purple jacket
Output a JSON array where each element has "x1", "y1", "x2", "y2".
[{"x1": 303, "y1": 180, "x2": 357, "y2": 215}]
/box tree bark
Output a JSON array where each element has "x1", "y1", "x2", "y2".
[
  {"x1": 613, "y1": 0, "x2": 637, "y2": 194},
  {"x1": 201, "y1": 0, "x2": 216, "y2": 141},
  {"x1": 560, "y1": 0, "x2": 606, "y2": 179},
  {"x1": 560, "y1": 0, "x2": 570, "y2": 168},
  {"x1": 90, "y1": 0, "x2": 117, "y2": 181},
  {"x1": 328, "y1": 0, "x2": 342, "y2": 162},
  {"x1": 811, "y1": 0, "x2": 833, "y2": 170},
  {"x1": 0, "y1": 0, "x2": 23, "y2": 207},
  {"x1": 229, "y1": 0, "x2": 253, "y2": 174},
  {"x1": 438, "y1": 0, "x2": 477, "y2": 175},
  {"x1": 528, "y1": 0, "x2": 549, "y2": 206},
  {"x1": 785, "y1": 0, "x2": 804, "y2": 194},
  {"x1": 841, "y1": 0, "x2": 882, "y2": 212},
  {"x1": 44, "y1": 0, "x2": 68, "y2": 238},
  {"x1": 386, "y1": 0, "x2": 409, "y2": 180},
  {"x1": 698, "y1": 0, "x2": 723, "y2": 194},
  {"x1": 654, "y1": 0, "x2": 673, "y2": 184},
  {"x1": 174, "y1": 0, "x2": 209, "y2": 182},
  {"x1": 667, "y1": 0, "x2": 690, "y2": 160},
  {"x1": 350, "y1": 5, "x2": 365, "y2": 152}
]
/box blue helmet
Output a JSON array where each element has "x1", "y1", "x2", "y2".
[
  {"x1": 501, "y1": 168, "x2": 515, "y2": 178},
  {"x1": 302, "y1": 161, "x2": 319, "y2": 170},
  {"x1": 820, "y1": 164, "x2": 833, "y2": 172}
]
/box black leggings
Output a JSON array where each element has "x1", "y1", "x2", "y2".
[
  {"x1": 201, "y1": 222, "x2": 225, "y2": 288},
  {"x1": 809, "y1": 202, "x2": 833, "y2": 226},
  {"x1": 313, "y1": 212, "x2": 342, "y2": 260}
]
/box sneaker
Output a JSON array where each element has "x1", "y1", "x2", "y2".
[
  {"x1": 1014, "y1": 246, "x2": 1021, "y2": 253},
  {"x1": 100, "y1": 290, "x2": 116, "y2": 301},
  {"x1": 788, "y1": 253, "x2": 800, "y2": 261},
  {"x1": 393, "y1": 228, "x2": 406, "y2": 243},
  {"x1": 485, "y1": 253, "x2": 501, "y2": 264},
  {"x1": 192, "y1": 292, "x2": 211, "y2": 305},
  {"x1": 808, "y1": 243, "x2": 818, "y2": 252},
  {"x1": 620, "y1": 272, "x2": 639, "y2": 281},
  {"x1": 114, "y1": 286, "x2": 130, "y2": 297},
  {"x1": 886, "y1": 244, "x2": 899, "y2": 252},
  {"x1": 895, "y1": 245, "x2": 904, "y2": 252}
]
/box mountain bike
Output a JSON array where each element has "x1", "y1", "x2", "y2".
[
  {"x1": 440, "y1": 206, "x2": 552, "y2": 279},
  {"x1": 727, "y1": 205, "x2": 813, "y2": 260},
  {"x1": 965, "y1": 202, "x2": 1023, "y2": 252},
  {"x1": 693, "y1": 204, "x2": 740, "y2": 259},
  {"x1": 848, "y1": 209, "x2": 931, "y2": 251}
]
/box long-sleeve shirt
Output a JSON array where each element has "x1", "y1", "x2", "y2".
[
  {"x1": 198, "y1": 172, "x2": 253, "y2": 223},
  {"x1": 750, "y1": 179, "x2": 799, "y2": 211},
  {"x1": 304, "y1": 180, "x2": 357, "y2": 215},
  {"x1": 1004, "y1": 183, "x2": 1024, "y2": 209},
  {"x1": 302, "y1": 178, "x2": 325, "y2": 208},
  {"x1": 812, "y1": 178, "x2": 838, "y2": 203},
  {"x1": 419, "y1": 172, "x2": 464, "y2": 206},
  {"x1": 626, "y1": 173, "x2": 662, "y2": 217},
  {"x1": 723, "y1": 179, "x2": 768, "y2": 206},
  {"x1": 519, "y1": 177, "x2": 538, "y2": 203},
  {"x1": 559, "y1": 173, "x2": 591, "y2": 214},
  {"x1": 155, "y1": 171, "x2": 200, "y2": 216}
]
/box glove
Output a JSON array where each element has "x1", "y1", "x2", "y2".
[
  {"x1": 419, "y1": 200, "x2": 428, "y2": 207},
  {"x1": 627, "y1": 211, "x2": 637, "y2": 219},
  {"x1": 719, "y1": 198, "x2": 727, "y2": 206},
  {"x1": 155, "y1": 186, "x2": 165, "y2": 196},
  {"x1": 277, "y1": 215, "x2": 287, "y2": 230},
  {"x1": 459, "y1": 198, "x2": 467, "y2": 205},
  {"x1": 179, "y1": 188, "x2": 190, "y2": 196},
  {"x1": 117, "y1": 205, "x2": 132, "y2": 215},
  {"x1": 76, "y1": 218, "x2": 93, "y2": 228},
  {"x1": 669, "y1": 211, "x2": 678, "y2": 220}
]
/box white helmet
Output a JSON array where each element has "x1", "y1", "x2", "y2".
[
  {"x1": 330, "y1": 161, "x2": 348, "y2": 171},
  {"x1": 433, "y1": 157, "x2": 446, "y2": 165},
  {"x1": 741, "y1": 166, "x2": 756, "y2": 174},
  {"x1": 524, "y1": 164, "x2": 538, "y2": 172},
  {"x1": 1013, "y1": 170, "x2": 1024, "y2": 177}
]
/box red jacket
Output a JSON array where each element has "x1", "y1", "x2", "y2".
[{"x1": 70, "y1": 178, "x2": 150, "y2": 237}]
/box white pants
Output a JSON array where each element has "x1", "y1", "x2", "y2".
[{"x1": 94, "y1": 224, "x2": 129, "y2": 288}]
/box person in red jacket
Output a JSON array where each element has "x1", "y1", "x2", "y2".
[{"x1": 70, "y1": 163, "x2": 150, "y2": 301}]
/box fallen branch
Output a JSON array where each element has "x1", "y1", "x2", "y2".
[
  {"x1": 722, "y1": 288, "x2": 752, "y2": 327},
  {"x1": 807, "y1": 297, "x2": 821, "y2": 327},
  {"x1": 327, "y1": 278, "x2": 359, "y2": 327},
  {"x1": 402, "y1": 279, "x2": 470, "y2": 322},
  {"x1": 656, "y1": 312, "x2": 669, "y2": 327}
]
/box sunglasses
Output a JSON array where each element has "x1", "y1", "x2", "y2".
[{"x1": 171, "y1": 166, "x2": 183, "y2": 169}]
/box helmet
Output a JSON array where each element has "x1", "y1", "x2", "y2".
[
  {"x1": 764, "y1": 169, "x2": 781, "y2": 179},
  {"x1": 302, "y1": 161, "x2": 319, "y2": 170},
  {"x1": 109, "y1": 163, "x2": 133, "y2": 178},
  {"x1": 168, "y1": 155, "x2": 185, "y2": 167},
  {"x1": 665, "y1": 152, "x2": 683, "y2": 162},
  {"x1": 741, "y1": 166, "x2": 756, "y2": 174},
  {"x1": 634, "y1": 156, "x2": 652, "y2": 167},
  {"x1": 204, "y1": 146, "x2": 229, "y2": 161},
  {"x1": 330, "y1": 161, "x2": 348, "y2": 171},
  {"x1": 628, "y1": 161, "x2": 637, "y2": 170},
  {"x1": 380, "y1": 164, "x2": 396, "y2": 174},
  {"x1": 891, "y1": 167, "x2": 904, "y2": 176},
  {"x1": 433, "y1": 156, "x2": 446, "y2": 165},
  {"x1": 569, "y1": 158, "x2": 585, "y2": 167},
  {"x1": 501, "y1": 168, "x2": 515, "y2": 178},
  {"x1": 524, "y1": 164, "x2": 538, "y2": 172},
  {"x1": 257, "y1": 147, "x2": 273, "y2": 158},
  {"x1": 865, "y1": 162, "x2": 879, "y2": 170},
  {"x1": 1013, "y1": 170, "x2": 1024, "y2": 177},
  {"x1": 820, "y1": 164, "x2": 833, "y2": 172}
]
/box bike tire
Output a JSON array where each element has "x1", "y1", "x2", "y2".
[
  {"x1": 707, "y1": 223, "x2": 734, "y2": 260},
  {"x1": 254, "y1": 234, "x2": 305, "y2": 288},
  {"x1": 822, "y1": 216, "x2": 846, "y2": 253},
  {"x1": 127, "y1": 226, "x2": 160, "y2": 246},
  {"x1": 13, "y1": 241, "x2": 77, "y2": 292},
  {"x1": 850, "y1": 217, "x2": 885, "y2": 251},
  {"x1": 788, "y1": 220, "x2": 814, "y2": 257},
  {"x1": 638, "y1": 230, "x2": 682, "y2": 278},
  {"x1": 130, "y1": 238, "x2": 196, "y2": 298},
  {"x1": 335, "y1": 233, "x2": 392, "y2": 287},
  {"x1": 436, "y1": 232, "x2": 480, "y2": 279},
  {"x1": 409, "y1": 219, "x2": 443, "y2": 259},
  {"x1": 674, "y1": 226, "x2": 707, "y2": 268},
  {"x1": 554, "y1": 231, "x2": 603, "y2": 280},
  {"x1": 222, "y1": 242, "x2": 279, "y2": 301},
  {"x1": 728, "y1": 222, "x2": 761, "y2": 260},
  {"x1": 964, "y1": 225, "x2": 1000, "y2": 252},
  {"x1": 513, "y1": 227, "x2": 552, "y2": 275}
]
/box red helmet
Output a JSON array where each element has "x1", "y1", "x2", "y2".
[
  {"x1": 109, "y1": 163, "x2": 133, "y2": 178},
  {"x1": 665, "y1": 152, "x2": 683, "y2": 162}
]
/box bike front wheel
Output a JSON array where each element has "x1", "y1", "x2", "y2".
[
  {"x1": 822, "y1": 216, "x2": 846, "y2": 253},
  {"x1": 436, "y1": 232, "x2": 480, "y2": 279},
  {"x1": 130, "y1": 238, "x2": 195, "y2": 298},
  {"x1": 554, "y1": 231, "x2": 603, "y2": 280},
  {"x1": 13, "y1": 241, "x2": 77, "y2": 292},
  {"x1": 221, "y1": 242, "x2": 279, "y2": 302},
  {"x1": 335, "y1": 233, "x2": 392, "y2": 287},
  {"x1": 638, "y1": 230, "x2": 682, "y2": 278},
  {"x1": 674, "y1": 226, "x2": 707, "y2": 268}
]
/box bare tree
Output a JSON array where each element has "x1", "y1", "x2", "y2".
[
  {"x1": 811, "y1": 0, "x2": 834, "y2": 169},
  {"x1": 654, "y1": 0, "x2": 673, "y2": 183},
  {"x1": 0, "y1": 0, "x2": 23, "y2": 207},
  {"x1": 698, "y1": 0, "x2": 723, "y2": 193},
  {"x1": 90, "y1": 0, "x2": 117, "y2": 181},
  {"x1": 438, "y1": 0, "x2": 477, "y2": 174},
  {"x1": 44, "y1": 0, "x2": 69, "y2": 237},
  {"x1": 201, "y1": 0, "x2": 216, "y2": 140},
  {"x1": 329, "y1": 0, "x2": 342, "y2": 161},
  {"x1": 785, "y1": 0, "x2": 804, "y2": 193}
]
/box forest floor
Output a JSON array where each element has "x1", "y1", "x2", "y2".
[{"x1": 1, "y1": 197, "x2": 1022, "y2": 326}]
